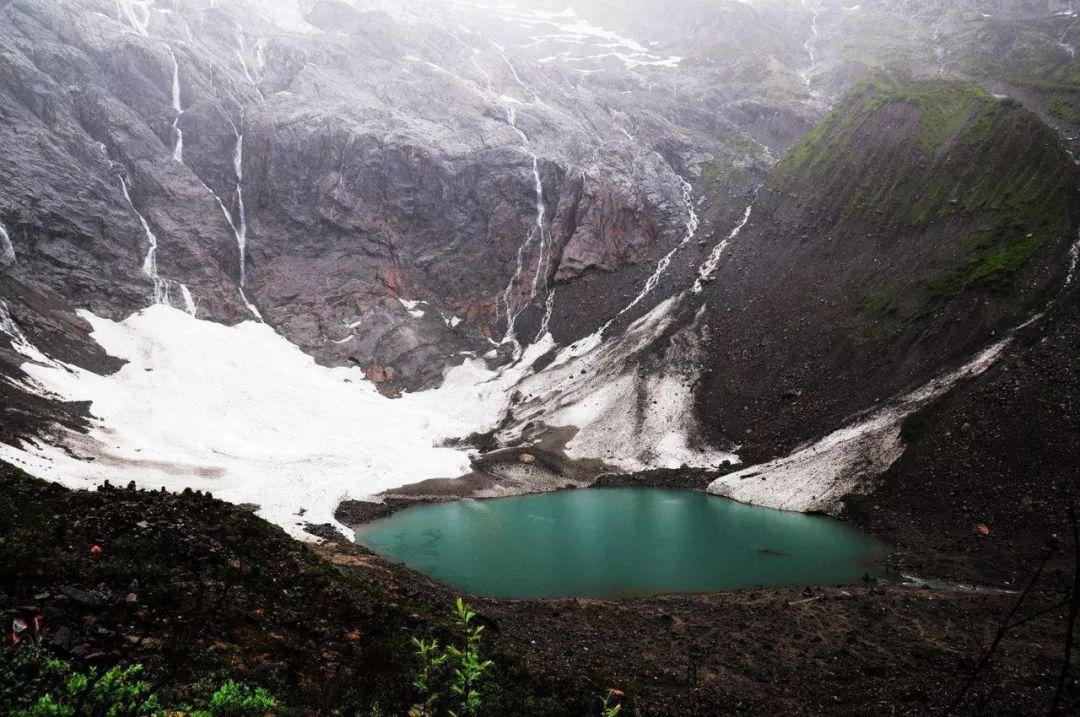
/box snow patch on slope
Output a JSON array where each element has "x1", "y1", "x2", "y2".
[
  {"x1": 0, "y1": 306, "x2": 547, "y2": 540},
  {"x1": 708, "y1": 337, "x2": 1011, "y2": 513},
  {"x1": 508, "y1": 298, "x2": 738, "y2": 471}
]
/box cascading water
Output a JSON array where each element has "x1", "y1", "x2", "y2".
[
  {"x1": 527, "y1": 154, "x2": 549, "y2": 298},
  {"x1": 798, "y1": 0, "x2": 821, "y2": 97},
  {"x1": 233, "y1": 22, "x2": 265, "y2": 98},
  {"x1": 209, "y1": 107, "x2": 261, "y2": 320},
  {"x1": 119, "y1": 176, "x2": 167, "y2": 305},
  {"x1": 116, "y1": 0, "x2": 152, "y2": 36},
  {"x1": 598, "y1": 176, "x2": 699, "y2": 334},
  {"x1": 233, "y1": 133, "x2": 249, "y2": 289},
  {"x1": 119, "y1": 176, "x2": 197, "y2": 316},
  {"x1": 168, "y1": 47, "x2": 184, "y2": 163},
  {"x1": 0, "y1": 222, "x2": 15, "y2": 265},
  {"x1": 179, "y1": 284, "x2": 197, "y2": 315},
  {"x1": 534, "y1": 288, "x2": 555, "y2": 341},
  {"x1": 496, "y1": 99, "x2": 550, "y2": 353}
]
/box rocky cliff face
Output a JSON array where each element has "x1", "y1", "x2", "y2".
[{"x1": 0, "y1": 0, "x2": 788, "y2": 395}]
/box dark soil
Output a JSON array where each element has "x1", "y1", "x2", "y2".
[
  {"x1": 5, "y1": 461, "x2": 1079, "y2": 715},
  {"x1": 844, "y1": 292, "x2": 1080, "y2": 588}
]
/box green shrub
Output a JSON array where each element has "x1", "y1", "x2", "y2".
[
  {"x1": 409, "y1": 599, "x2": 494, "y2": 717},
  {"x1": 1, "y1": 647, "x2": 160, "y2": 717},
  {"x1": 1, "y1": 646, "x2": 276, "y2": 717}
]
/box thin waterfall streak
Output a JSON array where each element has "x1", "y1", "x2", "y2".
[
  {"x1": 119, "y1": 176, "x2": 167, "y2": 305},
  {"x1": 168, "y1": 46, "x2": 184, "y2": 162},
  {"x1": 0, "y1": 222, "x2": 15, "y2": 265},
  {"x1": 179, "y1": 284, "x2": 197, "y2": 317},
  {"x1": 233, "y1": 133, "x2": 248, "y2": 288},
  {"x1": 600, "y1": 176, "x2": 699, "y2": 333},
  {"x1": 535, "y1": 288, "x2": 556, "y2": 342},
  {"x1": 497, "y1": 99, "x2": 549, "y2": 351}
]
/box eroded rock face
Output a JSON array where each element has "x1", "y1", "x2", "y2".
[{"x1": 0, "y1": 0, "x2": 792, "y2": 392}]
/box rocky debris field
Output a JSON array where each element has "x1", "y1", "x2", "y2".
[{"x1": 5, "y1": 463, "x2": 1080, "y2": 715}]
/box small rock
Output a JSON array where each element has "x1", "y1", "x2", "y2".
[{"x1": 518, "y1": 453, "x2": 536, "y2": 464}]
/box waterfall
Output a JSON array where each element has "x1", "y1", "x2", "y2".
[
  {"x1": 168, "y1": 47, "x2": 184, "y2": 163},
  {"x1": 233, "y1": 23, "x2": 265, "y2": 97},
  {"x1": 534, "y1": 288, "x2": 556, "y2": 341},
  {"x1": 179, "y1": 284, "x2": 197, "y2": 316},
  {"x1": 799, "y1": 0, "x2": 822, "y2": 97},
  {"x1": 599, "y1": 176, "x2": 699, "y2": 333},
  {"x1": 209, "y1": 107, "x2": 261, "y2": 320},
  {"x1": 119, "y1": 176, "x2": 167, "y2": 305},
  {"x1": 496, "y1": 99, "x2": 551, "y2": 352},
  {"x1": 233, "y1": 134, "x2": 248, "y2": 288},
  {"x1": 119, "y1": 176, "x2": 197, "y2": 316},
  {"x1": 115, "y1": 0, "x2": 152, "y2": 36},
  {"x1": 0, "y1": 222, "x2": 14, "y2": 265},
  {"x1": 527, "y1": 152, "x2": 549, "y2": 300}
]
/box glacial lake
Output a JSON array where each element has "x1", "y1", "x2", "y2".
[{"x1": 354, "y1": 488, "x2": 887, "y2": 599}]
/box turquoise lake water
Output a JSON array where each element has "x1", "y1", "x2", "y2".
[{"x1": 354, "y1": 488, "x2": 886, "y2": 599}]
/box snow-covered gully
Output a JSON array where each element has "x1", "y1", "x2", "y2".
[
  {"x1": 707, "y1": 299, "x2": 1067, "y2": 516},
  {"x1": 693, "y1": 204, "x2": 753, "y2": 294}
]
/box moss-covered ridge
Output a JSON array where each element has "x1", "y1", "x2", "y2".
[{"x1": 773, "y1": 72, "x2": 1077, "y2": 308}]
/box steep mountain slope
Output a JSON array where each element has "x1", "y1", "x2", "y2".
[
  {"x1": 846, "y1": 288, "x2": 1080, "y2": 585},
  {"x1": 690, "y1": 73, "x2": 1078, "y2": 463},
  {"x1": 0, "y1": 0, "x2": 788, "y2": 394}
]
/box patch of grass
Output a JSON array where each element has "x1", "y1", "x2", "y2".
[
  {"x1": 856, "y1": 289, "x2": 899, "y2": 317},
  {"x1": 1048, "y1": 97, "x2": 1080, "y2": 124},
  {"x1": 771, "y1": 70, "x2": 1076, "y2": 319},
  {"x1": 923, "y1": 217, "x2": 1054, "y2": 308}
]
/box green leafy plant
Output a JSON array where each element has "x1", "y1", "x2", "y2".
[
  {"x1": 1, "y1": 645, "x2": 276, "y2": 717},
  {"x1": 197, "y1": 680, "x2": 276, "y2": 716},
  {"x1": 1, "y1": 647, "x2": 161, "y2": 717},
  {"x1": 600, "y1": 688, "x2": 624, "y2": 717},
  {"x1": 409, "y1": 599, "x2": 494, "y2": 717}
]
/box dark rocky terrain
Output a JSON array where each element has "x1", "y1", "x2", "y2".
[
  {"x1": 5, "y1": 464, "x2": 1080, "y2": 716},
  {"x1": 689, "y1": 73, "x2": 1079, "y2": 461}
]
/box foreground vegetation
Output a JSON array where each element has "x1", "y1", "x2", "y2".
[{"x1": 4, "y1": 598, "x2": 624, "y2": 717}]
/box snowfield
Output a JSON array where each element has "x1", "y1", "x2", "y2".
[
  {"x1": 0, "y1": 294, "x2": 743, "y2": 539},
  {"x1": 0, "y1": 306, "x2": 535, "y2": 539}
]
